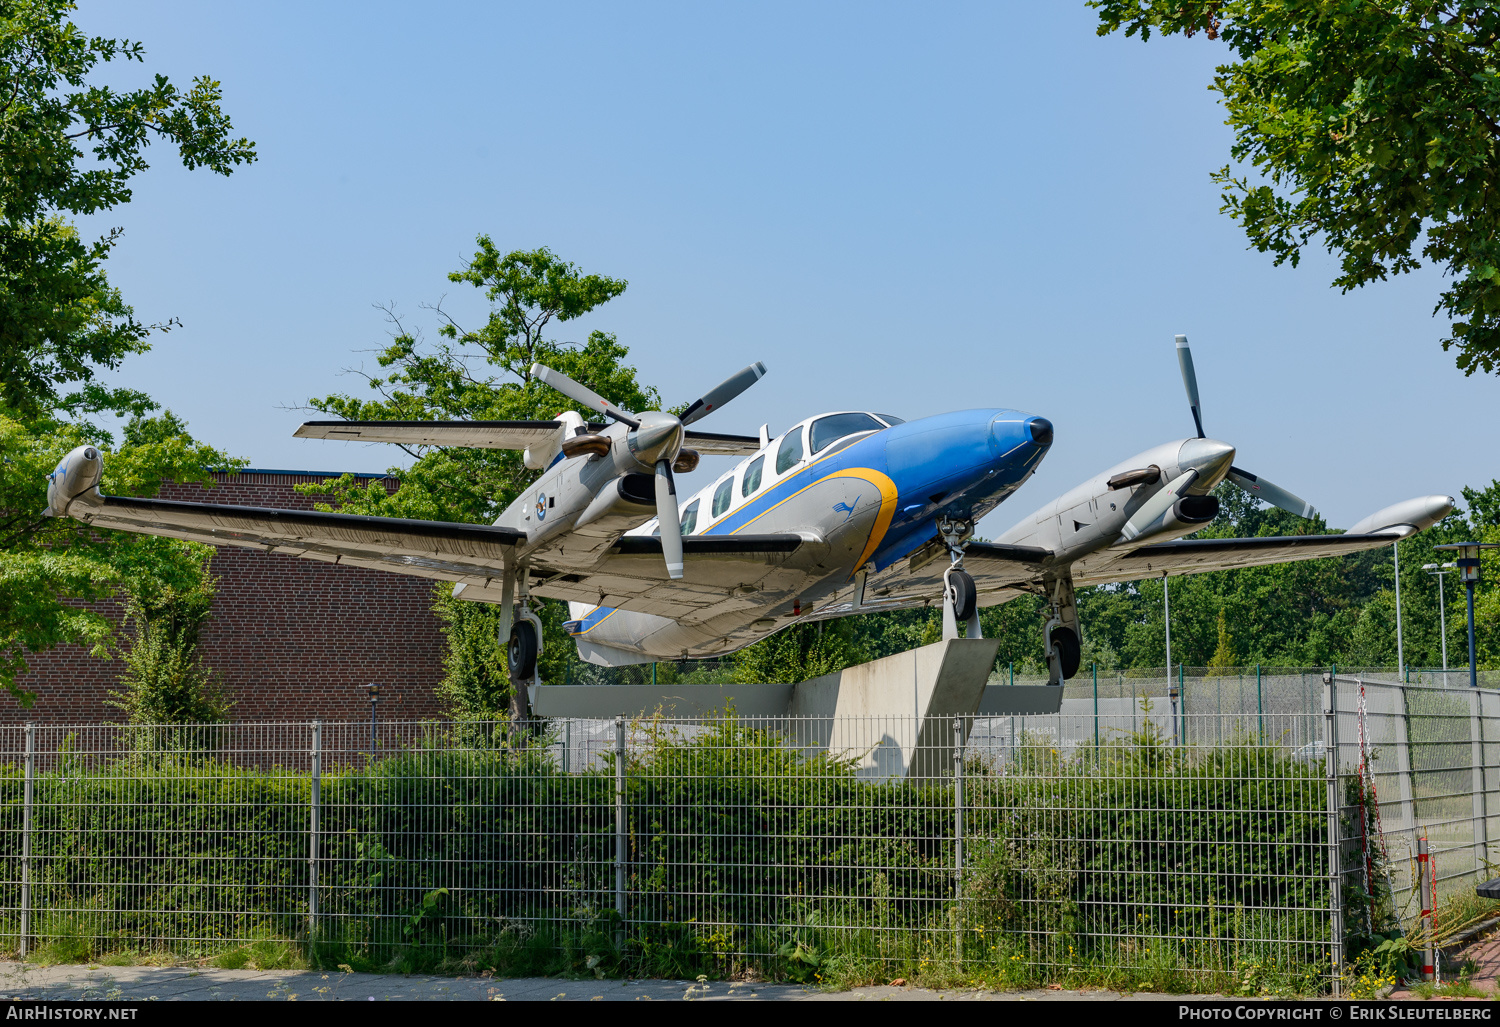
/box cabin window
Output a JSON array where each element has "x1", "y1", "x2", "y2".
[
  {"x1": 680, "y1": 500, "x2": 699, "y2": 536},
  {"x1": 742, "y1": 455, "x2": 765, "y2": 497},
  {"x1": 810, "y1": 412, "x2": 884, "y2": 454},
  {"x1": 712, "y1": 477, "x2": 733, "y2": 518},
  {"x1": 775, "y1": 427, "x2": 804, "y2": 475}
]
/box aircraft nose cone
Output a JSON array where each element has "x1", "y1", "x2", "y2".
[
  {"x1": 1025, "y1": 417, "x2": 1053, "y2": 447},
  {"x1": 1178, "y1": 437, "x2": 1235, "y2": 482}
]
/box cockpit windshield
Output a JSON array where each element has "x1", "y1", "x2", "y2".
[{"x1": 809, "y1": 412, "x2": 885, "y2": 453}]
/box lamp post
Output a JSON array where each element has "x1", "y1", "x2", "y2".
[
  {"x1": 1422, "y1": 562, "x2": 1457, "y2": 686},
  {"x1": 1434, "y1": 543, "x2": 1500, "y2": 689},
  {"x1": 364, "y1": 682, "x2": 380, "y2": 753},
  {"x1": 1394, "y1": 542, "x2": 1405, "y2": 679}
]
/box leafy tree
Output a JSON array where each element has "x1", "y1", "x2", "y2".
[
  {"x1": 106, "y1": 566, "x2": 231, "y2": 724},
  {"x1": 1091, "y1": 1, "x2": 1500, "y2": 375},
  {"x1": 1208, "y1": 609, "x2": 1236, "y2": 674},
  {"x1": 0, "y1": 3, "x2": 254, "y2": 704},
  {"x1": 305, "y1": 239, "x2": 649, "y2": 525},
  {"x1": 304, "y1": 239, "x2": 658, "y2": 711},
  {"x1": 0, "y1": 410, "x2": 239, "y2": 704},
  {"x1": 731, "y1": 621, "x2": 867, "y2": 685},
  {"x1": 1, "y1": 0, "x2": 256, "y2": 416}
]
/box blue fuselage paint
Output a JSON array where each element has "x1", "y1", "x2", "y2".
[{"x1": 566, "y1": 408, "x2": 1048, "y2": 647}]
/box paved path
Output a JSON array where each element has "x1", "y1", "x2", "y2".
[
  {"x1": 0, "y1": 963, "x2": 1193, "y2": 1001},
  {"x1": 1390, "y1": 932, "x2": 1500, "y2": 999}
]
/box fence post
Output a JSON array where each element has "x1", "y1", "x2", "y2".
[
  {"x1": 20, "y1": 723, "x2": 34, "y2": 960},
  {"x1": 1396, "y1": 682, "x2": 1419, "y2": 853},
  {"x1": 1256, "y1": 665, "x2": 1264, "y2": 740},
  {"x1": 1092, "y1": 665, "x2": 1099, "y2": 748},
  {"x1": 309, "y1": 720, "x2": 321, "y2": 941},
  {"x1": 954, "y1": 716, "x2": 966, "y2": 965},
  {"x1": 614, "y1": 716, "x2": 627, "y2": 947},
  {"x1": 1323, "y1": 672, "x2": 1344, "y2": 993},
  {"x1": 1419, "y1": 835, "x2": 1435, "y2": 982},
  {"x1": 1472, "y1": 690, "x2": 1488, "y2": 873}
]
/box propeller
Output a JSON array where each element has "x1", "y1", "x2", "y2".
[
  {"x1": 532, "y1": 360, "x2": 767, "y2": 580},
  {"x1": 1174, "y1": 334, "x2": 1319, "y2": 521},
  {"x1": 679, "y1": 362, "x2": 766, "y2": 426},
  {"x1": 532, "y1": 364, "x2": 640, "y2": 428}
]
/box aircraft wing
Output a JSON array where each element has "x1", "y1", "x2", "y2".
[
  {"x1": 293, "y1": 420, "x2": 763, "y2": 456},
  {"x1": 73, "y1": 494, "x2": 524, "y2": 584},
  {"x1": 1072, "y1": 531, "x2": 1407, "y2": 586},
  {"x1": 294, "y1": 420, "x2": 563, "y2": 449},
  {"x1": 486, "y1": 534, "x2": 823, "y2": 622},
  {"x1": 75, "y1": 493, "x2": 814, "y2": 621},
  {"x1": 679, "y1": 431, "x2": 763, "y2": 456}
]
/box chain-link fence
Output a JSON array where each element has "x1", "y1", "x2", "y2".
[{"x1": 0, "y1": 671, "x2": 1493, "y2": 990}]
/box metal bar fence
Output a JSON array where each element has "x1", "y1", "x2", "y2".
[{"x1": 0, "y1": 674, "x2": 1495, "y2": 987}]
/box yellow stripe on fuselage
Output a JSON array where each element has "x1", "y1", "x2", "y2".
[{"x1": 732, "y1": 466, "x2": 898, "y2": 578}]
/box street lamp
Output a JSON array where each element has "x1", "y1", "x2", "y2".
[
  {"x1": 363, "y1": 682, "x2": 380, "y2": 753},
  {"x1": 1422, "y1": 562, "x2": 1457, "y2": 685},
  {"x1": 1434, "y1": 543, "x2": 1500, "y2": 689}
]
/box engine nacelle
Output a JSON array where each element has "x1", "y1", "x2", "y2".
[
  {"x1": 44, "y1": 444, "x2": 103, "y2": 518},
  {"x1": 574, "y1": 473, "x2": 657, "y2": 534},
  {"x1": 1120, "y1": 492, "x2": 1219, "y2": 545}
]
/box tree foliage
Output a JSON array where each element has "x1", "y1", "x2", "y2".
[
  {"x1": 1092, "y1": 1, "x2": 1500, "y2": 375},
  {"x1": 0, "y1": 2, "x2": 253, "y2": 704},
  {"x1": 0, "y1": 0, "x2": 256, "y2": 416},
  {"x1": 306, "y1": 240, "x2": 659, "y2": 711},
  {"x1": 106, "y1": 565, "x2": 231, "y2": 724},
  {"x1": 304, "y1": 238, "x2": 652, "y2": 525},
  {"x1": 0, "y1": 410, "x2": 240, "y2": 704}
]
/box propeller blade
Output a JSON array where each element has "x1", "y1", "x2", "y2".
[
  {"x1": 531, "y1": 363, "x2": 640, "y2": 428},
  {"x1": 655, "y1": 460, "x2": 684, "y2": 580},
  {"x1": 679, "y1": 362, "x2": 767, "y2": 427},
  {"x1": 1175, "y1": 335, "x2": 1205, "y2": 439},
  {"x1": 1227, "y1": 466, "x2": 1319, "y2": 520}
]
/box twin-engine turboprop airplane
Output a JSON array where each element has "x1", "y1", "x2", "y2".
[{"x1": 44, "y1": 337, "x2": 1453, "y2": 696}]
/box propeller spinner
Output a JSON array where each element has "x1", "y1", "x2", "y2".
[
  {"x1": 531, "y1": 361, "x2": 767, "y2": 579},
  {"x1": 1173, "y1": 335, "x2": 1318, "y2": 521}
]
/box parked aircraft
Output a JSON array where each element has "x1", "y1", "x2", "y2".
[{"x1": 44, "y1": 338, "x2": 1452, "y2": 695}]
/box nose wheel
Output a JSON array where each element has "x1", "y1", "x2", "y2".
[{"x1": 938, "y1": 516, "x2": 982, "y2": 641}]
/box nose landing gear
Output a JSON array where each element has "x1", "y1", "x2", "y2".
[{"x1": 938, "y1": 516, "x2": 982, "y2": 641}]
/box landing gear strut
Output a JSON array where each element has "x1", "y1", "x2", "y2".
[
  {"x1": 497, "y1": 557, "x2": 541, "y2": 725},
  {"x1": 1042, "y1": 573, "x2": 1081, "y2": 686},
  {"x1": 938, "y1": 516, "x2": 982, "y2": 642}
]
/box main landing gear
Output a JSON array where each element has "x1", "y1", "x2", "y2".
[
  {"x1": 497, "y1": 557, "x2": 543, "y2": 725},
  {"x1": 938, "y1": 516, "x2": 982, "y2": 642},
  {"x1": 1042, "y1": 573, "x2": 1081, "y2": 686}
]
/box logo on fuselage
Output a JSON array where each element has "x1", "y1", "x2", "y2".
[
  {"x1": 536, "y1": 493, "x2": 547, "y2": 521},
  {"x1": 833, "y1": 496, "x2": 861, "y2": 522}
]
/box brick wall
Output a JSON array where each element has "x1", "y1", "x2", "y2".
[{"x1": 13, "y1": 470, "x2": 451, "y2": 724}]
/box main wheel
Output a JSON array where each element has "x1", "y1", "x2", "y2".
[
  {"x1": 1049, "y1": 625, "x2": 1081, "y2": 680},
  {"x1": 947, "y1": 570, "x2": 977, "y2": 622},
  {"x1": 508, "y1": 620, "x2": 539, "y2": 680}
]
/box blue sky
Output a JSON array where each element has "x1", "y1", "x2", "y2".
[{"x1": 75, "y1": 1, "x2": 1499, "y2": 534}]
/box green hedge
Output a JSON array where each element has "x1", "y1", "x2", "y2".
[{"x1": 0, "y1": 721, "x2": 1334, "y2": 974}]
